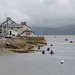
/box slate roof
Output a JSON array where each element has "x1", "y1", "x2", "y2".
[
  {"x1": 8, "y1": 24, "x2": 23, "y2": 28},
  {"x1": 1, "y1": 19, "x2": 17, "y2": 25},
  {"x1": 1, "y1": 17, "x2": 31, "y2": 29},
  {"x1": 2, "y1": 24, "x2": 23, "y2": 28}
]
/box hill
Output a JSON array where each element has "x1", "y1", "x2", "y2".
[{"x1": 31, "y1": 25, "x2": 75, "y2": 35}]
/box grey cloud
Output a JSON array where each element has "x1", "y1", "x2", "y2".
[{"x1": 0, "y1": 0, "x2": 75, "y2": 28}]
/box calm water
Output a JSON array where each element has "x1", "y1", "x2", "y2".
[{"x1": 0, "y1": 36, "x2": 75, "y2": 75}]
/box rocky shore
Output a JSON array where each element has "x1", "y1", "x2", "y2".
[{"x1": 0, "y1": 36, "x2": 47, "y2": 55}]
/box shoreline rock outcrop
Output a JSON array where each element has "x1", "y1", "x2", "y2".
[{"x1": 0, "y1": 36, "x2": 47, "y2": 54}]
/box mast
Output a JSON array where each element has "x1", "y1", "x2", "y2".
[
  {"x1": 41, "y1": 24, "x2": 42, "y2": 36},
  {"x1": 5, "y1": 14, "x2": 8, "y2": 33}
]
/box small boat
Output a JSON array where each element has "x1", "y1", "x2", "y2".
[
  {"x1": 41, "y1": 45, "x2": 43, "y2": 47},
  {"x1": 54, "y1": 36, "x2": 56, "y2": 38},
  {"x1": 70, "y1": 40, "x2": 73, "y2": 43},
  {"x1": 61, "y1": 60, "x2": 64, "y2": 64},
  {"x1": 49, "y1": 52, "x2": 54, "y2": 54},
  {"x1": 64, "y1": 38, "x2": 68, "y2": 41},
  {"x1": 38, "y1": 45, "x2": 40, "y2": 49},
  {"x1": 5, "y1": 34, "x2": 12, "y2": 38},
  {"x1": 42, "y1": 50, "x2": 45, "y2": 54},
  {"x1": 49, "y1": 50, "x2": 54, "y2": 54},
  {"x1": 47, "y1": 47, "x2": 50, "y2": 51}
]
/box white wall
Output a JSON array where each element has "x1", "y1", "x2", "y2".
[
  {"x1": 8, "y1": 29, "x2": 18, "y2": 35},
  {"x1": 21, "y1": 32, "x2": 35, "y2": 37}
]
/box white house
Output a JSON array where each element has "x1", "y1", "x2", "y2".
[
  {"x1": 1, "y1": 17, "x2": 35, "y2": 37},
  {"x1": 8, "y1": 29, "x2": 17, "y2": 35}
]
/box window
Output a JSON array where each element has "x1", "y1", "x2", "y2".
[
  {"x1": 17, "y1": 27, "x2": 20, "y2": 29},
  {"x1": 11, "y1": 27, "x2": 13, "y2": 29}
]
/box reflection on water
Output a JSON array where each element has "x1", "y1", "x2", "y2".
[{"x1": 0, "y1": 36, "x2": 75, "y2": 75}]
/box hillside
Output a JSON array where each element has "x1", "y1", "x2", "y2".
[{"x1": 31, "y1": 25, "x2": 75, "y2": 35}]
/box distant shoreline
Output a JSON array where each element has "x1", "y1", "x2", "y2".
[{"x1": 43, "y1": 35, "x2": 75, "y2": 37}]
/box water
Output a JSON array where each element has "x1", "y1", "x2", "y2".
[{"x1": 0, "y1": 36, "x2": 75, "y2": 75}]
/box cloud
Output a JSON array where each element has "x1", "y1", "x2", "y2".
[
  {"x1": 0, "y1": 0, "x2": 75, "y2": 28},
  {"x1": 58, "y1": 0, "x2": 69, "y2": 5}
]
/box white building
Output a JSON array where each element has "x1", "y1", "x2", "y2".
[{"x1": 1, "y1": 17, "x2": 35, "y2": 37}]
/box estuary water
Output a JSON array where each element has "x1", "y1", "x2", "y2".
[{"x1": 0, "y1": 35, "x2": 75, "y2": 75}]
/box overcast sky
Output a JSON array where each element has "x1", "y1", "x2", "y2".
[{"x1": 0, "y1": 0, "x2": 75, "y2": 28}]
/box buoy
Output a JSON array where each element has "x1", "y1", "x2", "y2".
[
  {"x1": 70, "y1": 40, "x2": 73, "y2": 43},
  {"x1": 61, "y1": 60, "x2": 64, "y2": 64},
  {"x1": 51, "y1": 44, "x2": 53, "y2": 46}
]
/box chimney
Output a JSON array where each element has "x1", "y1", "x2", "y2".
[
  {"x1": 6, "y1": 17, "x2": 11, "y2": 20},
  {"x1": 21, "y1": 22, "x2": 26, "y2": 25}
]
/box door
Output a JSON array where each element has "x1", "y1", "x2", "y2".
[{"x1": 10, "y1": 31, "x2": 12, "y2": 35}]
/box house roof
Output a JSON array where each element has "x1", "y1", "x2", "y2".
[
  {"x1": 2, "y1": 24, "x2": 23, "y2": 28},
  {"x1": 1, "y1": 17, "x2": 31, "y2": 28},
  {"x1": 8, "y1": 24, "x2": 23, "y2": 28},
  {"x1": 20, "y1": 29, "x2": 35, "y2": 35},
  {"x1": 1, "y1": 19, "x2": 17, "y2": 25}
]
